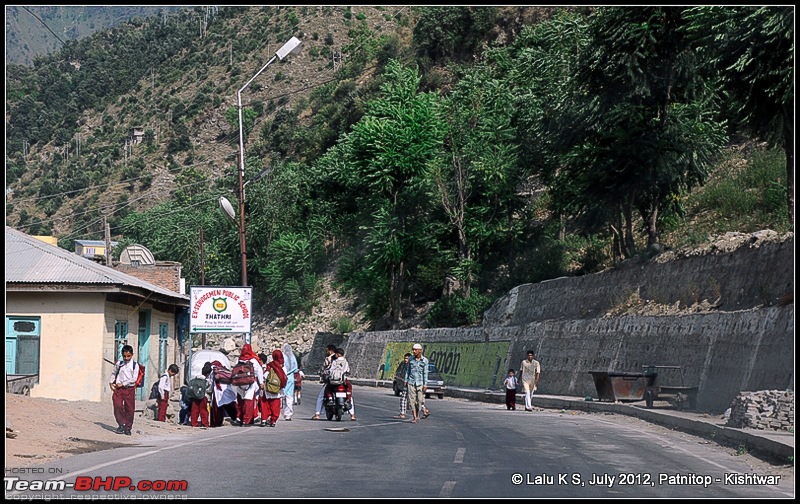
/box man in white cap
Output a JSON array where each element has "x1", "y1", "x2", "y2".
[{"x1": 403, "y1": 343, "x2": 429, "y2": 423}]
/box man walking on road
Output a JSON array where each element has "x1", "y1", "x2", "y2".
[
  {"x1": 519, "y1": 350, "x2": 541, "y2": 411},
  {"x1": 404, "y1": 343, "x2": 428, "y2": 423}
]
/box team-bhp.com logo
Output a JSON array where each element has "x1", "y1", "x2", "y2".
[{"x1": 5, "y1": 476, "x2": 188, "y2": 495}]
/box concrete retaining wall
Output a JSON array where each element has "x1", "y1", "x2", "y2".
[
  {"x1": 342, "y1": 306, "x2": 793, "y2": 413},
  {"x1": 311, "y1": 236, "x2": 794, "y2": 414},
  {"x1": 484, "y1": 235, "x2": 793, "y2": 325}
]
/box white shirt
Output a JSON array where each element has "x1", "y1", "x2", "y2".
[
  {"x1": 157, "y1": 372, "x2": 172, "y2": 398},
  {"x1": 110, "y1": 359, "x2": 139, "y2": 387}
]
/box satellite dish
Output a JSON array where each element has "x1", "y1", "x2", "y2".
[
  {"x1": 119, "y1": 244, "x2": 155, "y2": 265},
  {"x1": 219, "y1": 196, "x2": 236, "y2": 222}
]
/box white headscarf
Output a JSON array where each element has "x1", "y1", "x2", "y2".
[{"x1": 282, "y1": 343, "x2": 298, "y2": 395}]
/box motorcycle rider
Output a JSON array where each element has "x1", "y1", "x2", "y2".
[
  {"x1": 324, "y1": 347, "x2": 357, "y2": 421},
  {"x1": 312, "y1": 344, "x2": 337, "y2": 420}
]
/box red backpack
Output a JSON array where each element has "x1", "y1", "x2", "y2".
[
  {"x1": 135, "y1": 361, "x2": 146, "y2": 388},
  {"x1": 231, "y1": 360, "x2": 256, "y2": 386}
]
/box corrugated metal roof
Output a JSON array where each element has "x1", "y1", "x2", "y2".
[{"x1": 5, "y1": 226, "x2": 188, "y2": 304}]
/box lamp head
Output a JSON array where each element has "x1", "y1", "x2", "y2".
[
  {"x1": 276, "y1": 36, "x2": 302, "y2": 60},
  {"x1": 218, "y1": 196, "x2": 236, "y2": 222}
]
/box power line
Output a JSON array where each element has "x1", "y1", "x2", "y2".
[{"x1": 21, "y1": 6, "x2": 67, "y2": 47}]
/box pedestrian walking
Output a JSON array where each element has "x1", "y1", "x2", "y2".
[
  {"x1": 108, "y1": 344, "x2": 141, "y2": 436},
  {"x1": 209, "y1": 360, "x2": 238, "y2": 427},
  {"x1": 189, "y1": 362, "x2": 212, "y2": 428},
  {"x1": 155, "y1": 364, "x2": 179, "y2": 422},
  {"x1": 393, "y1": 353, "x2": 411, "y2": 419},
  {"x1": 232, "y1": 344, "x2": 263, "y2": 426},
  {"x1": 404, "y1": 343, "x2": 429, "y2": 424},
  {"x1": 260, "y1": 349, "x2": 288, "y2": 427},
  {"x1": 519, "y1": 350, "x2": 541, "y2": 411},
  {"x1": 282, "y1": 343, "x2": 299, "y2": 421},
  {"x1": 294, "y1": 369, "x2": 305, "y2": 405},
  {"x1": 503, "y1": 368, "x2": 518, "y2": 410}
]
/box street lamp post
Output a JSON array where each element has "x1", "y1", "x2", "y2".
[{"x1": 235, "y1": 36, "x2": 302, "y2": 288}]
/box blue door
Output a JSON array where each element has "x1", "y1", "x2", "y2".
[{"x1": 137, "y1": 310, "x2": 151, "y2": 400}]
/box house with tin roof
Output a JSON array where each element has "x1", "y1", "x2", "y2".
[{"x1": 5, "y1": 226, "x2": 190, "y2": 402}]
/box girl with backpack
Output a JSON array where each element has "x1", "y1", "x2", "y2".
[
  {"x1": 232, "y1": 344, "x2": 263, "y2": 426},
  {"x1": 260, "y1": 349, "x2": 288, "y2": 427}
]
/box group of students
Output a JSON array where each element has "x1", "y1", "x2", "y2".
[{"x1": 180, "y1": 343, "x2": 304, "y2": 429}]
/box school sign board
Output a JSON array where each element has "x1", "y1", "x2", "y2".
[{"x1": 190, "y1": 286, "x2": 252, "y2": 333}]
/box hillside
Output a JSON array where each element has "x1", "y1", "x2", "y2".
[
  {"x1": 5, "y1": 6, "x2": 792, "y2": 335},
  {"x1": 5, "y1": 6, "x2": 186, "y2": 66}
]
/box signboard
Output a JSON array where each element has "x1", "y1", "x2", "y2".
[
  {"x1": 189, "y1": 286, "x2": 252, "y2": 333},
  {"x1": 377, "y1": 341, "x2": 511, "y2": 390}
]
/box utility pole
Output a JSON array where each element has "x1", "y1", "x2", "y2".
[{"x1": 104, "y1": 219, "x2": 112, "y2": 266}]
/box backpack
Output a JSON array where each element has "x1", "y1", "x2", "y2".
[
  {"x1": 186, "y1": 377, "x2": 209, "y2": 400},
  {"x1": 231, "y1": 360, "x2": 256, "y2": 386},
  {"x1": 135, "y1": 362, "x2": 146, "y2": 388},
  {"x1": 148, "y1": 381, "x2": 160, "y2": 400},
  {"x1": 265, "y1": 366, "x2": 282, "y2": 394},
  {"x1": 328, "y1": 359, "x2": 347, "y2": 386},
  {"x1": 213, "y1": 366, "x2": 232, "y2": 385}
]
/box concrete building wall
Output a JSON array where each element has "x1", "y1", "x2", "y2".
[
  {"x1": 7, "y1": 293, "x2": 179, "y2": 402},
  {"x1": 7, "y1": 292, "x2": 107, "y2": 401}
]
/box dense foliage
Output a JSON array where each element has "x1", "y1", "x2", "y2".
[{"x1": 5, "y1": 6, "x2": 792, "y2": 328}]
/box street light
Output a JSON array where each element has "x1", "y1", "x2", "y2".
[{"x1": 234, "y1": 36, "x2": 302, "y2": 287}]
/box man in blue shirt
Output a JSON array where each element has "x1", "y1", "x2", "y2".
[{"x1": 403, "y1": 343, "x2": 429, "y2": 423}]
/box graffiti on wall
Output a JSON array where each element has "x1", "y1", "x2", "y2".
[{"x1": 377, "y1": 341, "x2": 511, "y2": 390}]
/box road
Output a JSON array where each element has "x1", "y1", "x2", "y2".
[{"x1": 6, "y1": 383, "x2": 793, "y2": 498}]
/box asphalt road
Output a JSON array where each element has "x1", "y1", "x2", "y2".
[{"x1": 6, "y1": 383, "x2": 793, "y2": 498}]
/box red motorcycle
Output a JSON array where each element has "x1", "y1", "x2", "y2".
[{"x1": 323, "y1": 380, "x2": 352, "y2": 421}]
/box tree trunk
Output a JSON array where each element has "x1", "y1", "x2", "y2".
[
  {"x1": 622, "y1": 194, "x2": 636, "y2": 258},
  {"x1": 783, "y1": 104, "x2": 794, "y2": 229},
  {"x1": 389, "y1": 261, "x2": 404, "y2": 326}
]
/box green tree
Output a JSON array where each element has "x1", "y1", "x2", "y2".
[
  {"x1": 432, "y1": 64, "x2": 520, "y2": 296},
  {"x1": 343, "y1": 60, "x2": 447, "y2": 325},
  {"x1": 683, "y1": 6, "x2": 794, "y2": 227},
  {"x1": 553, "y1": 7, "x2": 726, "y2": 257}
]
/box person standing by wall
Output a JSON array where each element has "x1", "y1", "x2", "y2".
[
  {"x1": 312, "y1": 344, "x2": 337, "y2": 420},
  {"x1": 109, "y1": 344, "x2": 140, "y2": 436},
  {"x1": 519, "y1": 351, "x2": 541, "y2": 412},
  {"x1": 503, "y1": 368, "x2": 518, "y2": 411},
  {"x1": 156, "y1": 364, "x2": 179, "y2": 422},
  {"x1": 404, "y1": 343, "x2": 429, "y2": 424}
]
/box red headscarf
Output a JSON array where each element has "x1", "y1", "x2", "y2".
[
  {"x1": 239, "y1": 344, "x2": 262, "y2": 365},
  {"x1": 266, "y1": 349, "x2": 288, "y2": 388}
]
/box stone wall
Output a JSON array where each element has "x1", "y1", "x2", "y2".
[
  {"x1": 332, "y1": 234, "x2": 794, "y2": 414},
  {"x1": 725, "y1": 390, "x2": 795, "y2": 431},
  {"x1": 484, "y1": 232, "x2": 793, "y2": 326}
]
